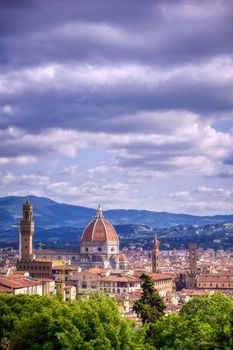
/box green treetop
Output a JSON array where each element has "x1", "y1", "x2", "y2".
[{"x1": 133, "y1": 273, "x2": 166, "y2": 324}]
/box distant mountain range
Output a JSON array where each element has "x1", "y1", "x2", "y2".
[{"x1": 0, "y1": 195, "x2": 233, "y2": 249}]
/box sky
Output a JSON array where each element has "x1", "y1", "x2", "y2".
[{"x1": 0, "y1": 0, "x2": 233, "y2": 215}]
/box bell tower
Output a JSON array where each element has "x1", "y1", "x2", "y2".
[
  {"x1": 189, "y1": 244, "x2": 197, "y2": 274},
  {"x1": 19, "y1": 197, "x2": 34, "y2": 261},
  {"x1": 152, "y1": 233, "x2": 159, "y2": 273}
]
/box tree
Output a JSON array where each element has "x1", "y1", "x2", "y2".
[
  {"x1": 133, "y1": 274, "x2": 166, "y2": 324},
  {"x1": 0, "y1": 293, "x2": 149, "y2": 350},
  {"x1": 151, "y1": 292, "x2": 233, "y2": 350}
]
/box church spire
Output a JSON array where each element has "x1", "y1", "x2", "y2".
[{"x1": 97, "y1": 204, "x2": 103, "y2": 218}]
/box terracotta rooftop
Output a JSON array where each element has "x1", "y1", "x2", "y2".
[
  {"x1": 119, "y1": 254, "x2": 129, "y2": 262},
  {"x1": 88, "y1": 268, "x2": 111, "y2": 275},
  {"x1": 0, "y1": 275, "x2": 45, "y2": 289},
  {"x1": 149, "y1": 273, "x2": 175, "y2": 281},
  {"x1": 198, "y1": 275, "x2": 233, "y2": 282},
  {"x1": 81, "y1": 206, "x2": 119, "y2": 243},
  {"x1": 0, "y1": 285, "x2": 12, "y2": 294},
  {"x1": 100, "y1": 275, "x2": 141, "y2": 283}
]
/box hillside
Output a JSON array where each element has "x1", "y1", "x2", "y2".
[
  {"x1": 0, "y1": 196, "x2": 233, "y2": 250},
  {"x1": 1, "y1": 195, "x2": 233, "y2": 230}
]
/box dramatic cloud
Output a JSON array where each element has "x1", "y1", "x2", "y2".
[{"x1": 0, "y1": 0, "x2": 233, "y2": 214}]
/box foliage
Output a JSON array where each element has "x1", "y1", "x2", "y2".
[
  {"x1": 151, "y1": 292, "x2": 233, "y2": 350},
  {"x1": 0, "y1": 291, "x2": 232, "y2": 349},
  {"x1": 0, "y1": 293, "x2": 148, "y2": 350},
  {"x1": 133, "y1": 274, "x2": 166, "y2": 324}
]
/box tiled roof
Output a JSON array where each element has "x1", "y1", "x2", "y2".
[
  {"x1": 81, "y1": 215, "x2": 118, "y2": 243},
  {"x1": 119, "y1": 254, "x2": 128, "y2": 262},
  {"x1": 100, "y1": 275, "x2": 140, "y2": 283},
  {"x1": 88, "y1": 268, "x2": 111, "y2": 275},
  {"x1": 0, "y1": 285, "x2": 12, "y2": 294},
  {"x1": 0, "y1": 275, "x2": 44, "y2": 289},
  {"x1": 149, "y1": 273, "x2": 175, "y2": 281}
]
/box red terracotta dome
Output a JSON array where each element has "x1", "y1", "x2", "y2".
[
  {"x1": 81, "y1": 205, "x2": 119, "y2": 243},
  {"x1": 119, "y1": 253, "x2": 128, "y2": 262}
]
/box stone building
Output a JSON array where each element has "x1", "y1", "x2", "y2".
[
  {"x1": 152, "y1": 234, "x2": 160, "y2": 273},
  {"x1": 19, "y1": 197, "x2": 34, "y2": 261},
  {"x1": 17, "y1": 199, "x2": 61, "y2": 279},
  {"x1": 196, "y1": 274, "x2": 233, "y2": 290},
  {"x1": 79, "y1": 205, "x2": 120, "y2": 269},
  {"x1": 186, "y1": 244, "x2": 198, "y2": 289}
]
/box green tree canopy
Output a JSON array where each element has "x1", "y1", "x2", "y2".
[
  {"x1": 151, "y1": 292, "x2": 233, "y2": 350},
  {"x1": 0, "y1": 293, "x2": 149, "y2": 350},
  {"x1": 133, "y1": 273, "x2": 166, "y2": 324}
]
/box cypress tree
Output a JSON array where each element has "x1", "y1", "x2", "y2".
[{"x1": 133, "y1": 273, "x2": 166, "y2": 324}]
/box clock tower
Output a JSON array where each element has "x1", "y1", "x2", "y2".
[{"x1": 19, "y1": 197, "x2": 34, "y2": 261}]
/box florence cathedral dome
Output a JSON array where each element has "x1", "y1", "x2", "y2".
[{"x1": 80, "y1": 205, "x2": 119, "y2": 269}]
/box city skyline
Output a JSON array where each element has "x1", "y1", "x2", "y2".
[{"x1": 1, "y1": 0, "x2": 233, "y2": 215}]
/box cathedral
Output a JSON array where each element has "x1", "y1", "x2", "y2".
[
  {"x1": 17, "y1": 199, "x2": 129, "y2": 272},
  {"x1": 80, "y1": 205, "x2": 120, "y2": 269}
]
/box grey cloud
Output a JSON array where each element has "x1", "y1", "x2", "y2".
[
  {"x1": 1, "y1": 62, "x2": 233, "y2": 135},
  {"x1": 1, "y1": 0, "x2": 233, "y2": 137},
  {"x1": 1, "y1": 0, "x2": 233, "y2": 70}
]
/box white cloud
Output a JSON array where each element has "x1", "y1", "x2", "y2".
[
  {"x1": 0, "y1": 156, "x2": 37, "y2": 165},
  {"x1": 169, "y1": 186, "x2": 233, "y2": 215},
  {"x1": 1, "y1": 55, "x2": 233, "y2": 97}
]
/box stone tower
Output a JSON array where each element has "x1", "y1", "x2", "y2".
[
  {"x1": 19, "y1": 197, "x2": 34, "y2": 261},
  {"x1": 189, "y1": 244, "x2": 197, "y2": 274},
  {"x1": 152, "y1": 233, "x2": 159, "y2": 273},
  {"x1": 186, "y1": 244, "x2": 198, "y2": 289}
]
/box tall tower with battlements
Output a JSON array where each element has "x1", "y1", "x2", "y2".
[
  {"x1": 152, "y1": 233, "x2": 159, "y2": 273},
  {"x1": 189, "y1": 244, "x2": 197, "y2": 274},
  {"x1": 19, "y1": 198, "x2": 34, "y2": 261}
]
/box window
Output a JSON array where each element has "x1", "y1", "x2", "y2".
[
  {"x1": 91, "y1": 282, "x2": 96, "y2": 289},
  {"x1": 82, "y1": 281, "x2": 87, "y2": 289}
]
